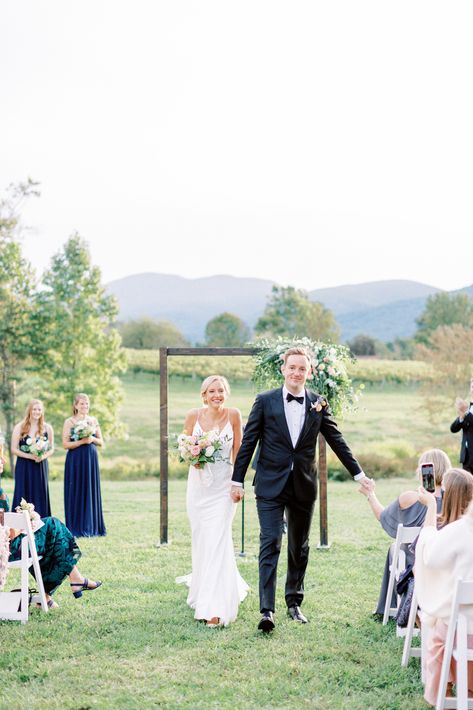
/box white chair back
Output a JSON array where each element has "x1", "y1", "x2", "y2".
[
  {"x1": 436, "y1": 579, "x2": 473, "y2": 710},
  {"x1": 0, "y1": 511, "x2": 48, "y2": 623},
  {"x1": 382, "y1": 523, "x2": 421, "y2": 625}
]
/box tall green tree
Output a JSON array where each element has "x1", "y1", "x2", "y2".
[
  {"x1": 205, "y1": 312, "x2": 250, "y2": 347},
  {"x1": 416, "y1": 292, "x2": 473, "y2": 344},
  {"x1": 0, "y1": 179, "x2": 40, "y2": 472},
  {"x1": 36, "y1": 234, "x2": 127, "y2": 435},
  {"x1": 255, "y1": 285, "x2": 339, "y2": 342},
  {"x1": 119, "y1": 318, "x2": 189, "y2": 349}
]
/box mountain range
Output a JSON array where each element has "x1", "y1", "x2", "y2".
[{"x1": 106, "y1": 273, "x2": 473, "y2": 343}]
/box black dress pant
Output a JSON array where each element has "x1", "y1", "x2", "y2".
[{"x1": 256, "y1": 474, "x2": 315, "y2": 613}]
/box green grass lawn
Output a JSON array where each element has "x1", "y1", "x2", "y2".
[{"x1": 0, "y1": 477, "x2": 432, "y2": 709}]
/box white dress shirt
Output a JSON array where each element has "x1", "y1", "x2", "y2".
[{"x1": 282, "y1": 385, "x2": 306, "y2": 447}]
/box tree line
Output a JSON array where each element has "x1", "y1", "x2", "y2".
[
  {"x1": 0, "y1": 180, "x2": 125, "y2": 472},
  {"x1": 120, "y1": 284, "x2": 473, "y2": 361}
]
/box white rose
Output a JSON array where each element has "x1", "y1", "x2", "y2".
[
  {"x1": 26, "y1": 437, "x2": 32, "y2": 445},
  {"x1": 318, "y1": 363, "x2": 325, "y2": 371},
  {"x1": 205, "y1": 446, "x2": 215, "y2": 457}
]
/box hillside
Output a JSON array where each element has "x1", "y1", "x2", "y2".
[{"x1": 106, "y1": 273, "x2": 451, "y2": 343}]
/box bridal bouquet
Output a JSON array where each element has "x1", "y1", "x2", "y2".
[
  {"x1": 20, "y1": 435, "x2": 50, "y2": 458},
  {"x1": 70, "y1": 420, "x2": 96, "y2": 441},
  {"x1": 176, "y1": 430, "x2": 228, "y2": 467}
]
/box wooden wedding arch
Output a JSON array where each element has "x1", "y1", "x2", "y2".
[{"x1": 159, "y1": 347, "x2": 330, "y2": 548}]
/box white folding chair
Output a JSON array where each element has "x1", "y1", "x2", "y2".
[
  {"x1": 436, "y1": 579, "x2": 473, "y2": 710},
  {"x1": 0, "y1": 511, "x2": 48, "y2": 623},
  {"x1": 383, "y1": 523, "x2": 421, "y2": 625},
  {"x1": 400, "y1": 585, "x2": 428, "y2": 684}
]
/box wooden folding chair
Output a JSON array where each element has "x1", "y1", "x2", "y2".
[
  {"x1": 383, "y1": 523, "x2": 421, "y2": 625},
  {"x1": 436, "y1": 579, "x2": 473, "y2": 710},
  {"x1": 0, "y1": 511, "x2": 48, "y2": 623}
]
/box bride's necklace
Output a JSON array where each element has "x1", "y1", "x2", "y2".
[{"x1": 201, "y1": 408, "x2": 227, "y2": 432}]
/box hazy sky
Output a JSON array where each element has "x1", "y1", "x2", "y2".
[{"x1": 1, "y1": 1, "x2": 472, "y2": 291}]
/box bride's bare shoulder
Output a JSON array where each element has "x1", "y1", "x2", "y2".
[
  {"x1": 228, "y1": 407, "x2": 242, "y2": 422},
  {"x1": 183, "y1": 408, "x2": 200, "y2": 430}
]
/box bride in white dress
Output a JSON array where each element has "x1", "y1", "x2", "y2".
[{"x1": 176, "y1": 375, "x2": 249, "y2": 627}]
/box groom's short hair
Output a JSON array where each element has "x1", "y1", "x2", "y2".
[{"x1": 281, "y1": 347, "x2": 312, "y2": 366}]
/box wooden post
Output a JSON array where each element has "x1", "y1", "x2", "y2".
[
  {"x1": 318, "y1": 434, "x2": 330, "y2": 549},
  {"x1": 159, "y1": 348, "x2": 169, "y2": 545}
]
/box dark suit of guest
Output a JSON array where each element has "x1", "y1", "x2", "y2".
[
  {"x1": 232, "y1": 386, "x2": 362, "y2": 613},
  {"x1": 451, "y1": 406, "x2": 473, "y2": 474}
]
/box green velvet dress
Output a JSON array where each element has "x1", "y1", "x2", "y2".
[{"x1": 9, "y1": 516, "x2": 81, "y2": 594}]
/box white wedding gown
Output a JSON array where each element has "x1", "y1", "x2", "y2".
[{"x1": 176, "y1": 420, "x2": 249, "y2": 625}]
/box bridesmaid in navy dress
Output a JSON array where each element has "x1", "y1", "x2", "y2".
[
  {"x1": 63, "y1": 393, "x2": 106, "y2": 537},
  {"x1": 11, "y1": 399, "x2": 53, "y2": 518}
]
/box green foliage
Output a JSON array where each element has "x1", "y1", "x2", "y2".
[
  {"x1": 205, "y1": 311, "x2": 250, "y2": 346},
  {"x1": 416, "y1": 292, "x2": 473, "y2": 344},
  {"x1": 347, "y1": 334, "x2": 377, "y2": 356},
  {"x1": 255, "y1": 285, "x2": 340, "y2": 342},
  {"x1": 0, "y1": 179, "x2": 40, "y2": 471},
  {"x1": 252, "y1": 336, "x2": 361, "y2": 416},
  {"x1": 34, "y1": 234, "x2": 127, "y2": 436},
  {"x1": 118, "y1": 318, "x2": 189, "y2": 349}
]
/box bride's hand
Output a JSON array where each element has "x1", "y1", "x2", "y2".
[{"x1": 230, "y1": 485, "x2": 244, "y2": 503}]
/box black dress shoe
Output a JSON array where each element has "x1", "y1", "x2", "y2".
[
  {"x1": 287, "y1": 605, "x2": 308, "y2": 623},
  {"x1": 258, "y1": 611, "x2": 275, "y2": 633}
]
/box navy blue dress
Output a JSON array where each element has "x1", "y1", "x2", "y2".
[
  {"x1": 12, "y1": 433, "x2": 52, "y2": 518},
  {"x1": 64, "y1": 435, "x2": 106, "y2": 538}
]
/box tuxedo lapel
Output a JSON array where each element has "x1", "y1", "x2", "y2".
[
  {"x1": 295, "y1": 390, "x2": 317, "y2": 448},
  {"x1": 269, "y1": 388, "x2": 293, "y2": 448}
]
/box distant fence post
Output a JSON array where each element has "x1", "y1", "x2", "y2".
[{"x1": 159, "y1": 347, "x2": 169, "y2": 544}]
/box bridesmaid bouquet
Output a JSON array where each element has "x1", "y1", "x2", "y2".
[
  {"x1": 70, "y1": 420, "x2": 96, "y2": 441},
  {"x1": 176, "y1": 430, "x2": 228, "y2": 467},
  {"x1": 20, "y1": 435, "x2": 51, "y2": 458}
]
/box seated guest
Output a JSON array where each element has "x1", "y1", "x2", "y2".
[
  {"x1": 359, "y1": 449, "x2": 451, "y2": 617},
  {"x1": 416, "y1": 468, "x2": 473, "y2": 707},
  {"x1": 0, "y1": 458, "x2": 102, "y2": 609}
]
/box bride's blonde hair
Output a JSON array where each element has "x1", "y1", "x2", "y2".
[{"x1": 200, "y1": 376, "x2": 231, "y2": 404}]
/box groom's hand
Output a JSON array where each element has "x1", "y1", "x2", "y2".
[
  {"x1": 358, "y1": 476, "x2": 373, "y2": 493},
  {"x1": 230, "y1": 485, "x2": 244, "y2": 503}
]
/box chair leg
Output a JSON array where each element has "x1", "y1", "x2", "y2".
[
  {"x1": 383, "y1": 545, "x2": 399, "y2": 625},
  {"x1": 456, "y1": 614, "x2": 468, "y2": 710},
  {"x1": 436, "y1": 617, "x2": 457, "y2": 710},
  {"x1": 402, "y1": 592, "x2": 418, "y2": 668}
]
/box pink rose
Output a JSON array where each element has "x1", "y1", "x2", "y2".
[{"x1": 190, "y1": 445, "x2": 200, "y2": 456}]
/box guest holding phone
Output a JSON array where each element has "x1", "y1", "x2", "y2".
[{"x1": 359, "y1": 449, "x2": 451, "y2": 618}]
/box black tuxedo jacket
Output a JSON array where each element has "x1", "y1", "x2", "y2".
[
  {"x1": 232, "y1": 387, "x2": 362, "y2": 501},
  {"x1": 451, "y1": 409, "x2": 473, "y2": 466}
]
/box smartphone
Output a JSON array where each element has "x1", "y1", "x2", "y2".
[{"x1": 421, "y1": 462, "x2": 435, "y2": 493}]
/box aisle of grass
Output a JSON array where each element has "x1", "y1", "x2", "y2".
[{"x1": 1, "y1": 477, "x2": 430, "y2": 709}]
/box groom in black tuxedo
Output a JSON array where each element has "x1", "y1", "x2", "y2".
[{"x1": 231, "y1": 347, "x2": 370, "y2": 632}]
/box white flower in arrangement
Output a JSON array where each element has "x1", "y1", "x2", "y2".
[
  {"x1": 326, "y1": 379, "x2": 335, "y2": 387},
  {"x1": 25, "y1": 437, "x2": 32, "y2": 445},
  {"x1": 318, "y1": 363, "x2": 325, "y2": 371},
  {"x1": 205, "y1": 446, "x2": 215, "y2": 457},
  {"x1": 327, "y1": 366, "x2": 336, "y2": 376}
]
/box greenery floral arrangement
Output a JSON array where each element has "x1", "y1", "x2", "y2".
[{"x1": 252, "y1": 336, "x2": 363, "y2": 417}]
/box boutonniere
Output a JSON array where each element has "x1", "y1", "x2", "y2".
[{"x1": 310, "y1": 397, "x2": 327, "y2": 413}]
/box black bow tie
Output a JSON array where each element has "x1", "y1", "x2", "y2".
[{"x1": 286, "y1": 393, "x2": 304, "y2": 404}]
